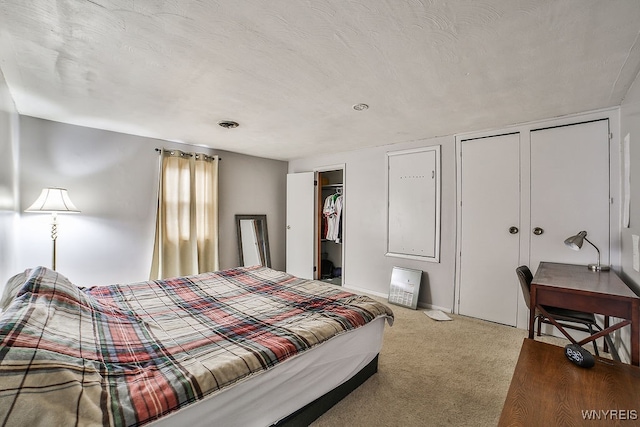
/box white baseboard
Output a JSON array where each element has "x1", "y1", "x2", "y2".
[
  {"x1": 343, "y1": 283, "x2": 451, "y2": 313},
  {"x1": 342, "y1": 283, "x2": 387, "y2": 299},
  {"x1": 417, "y1": 301, "x2": 452, "y2": 313}
]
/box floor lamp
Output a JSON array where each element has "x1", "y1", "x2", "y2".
[{"x1": 25, "y1": 188, "x2": 80, "y2": 270}]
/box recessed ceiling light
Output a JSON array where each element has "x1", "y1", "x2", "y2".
[
  {"x1": 352, "y1": 103, "x2": 369, "y2": 111},
  {"x1": 218, "y1": 120, "x2": 239, "y2": 129}
]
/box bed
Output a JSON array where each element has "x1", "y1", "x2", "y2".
[{"x1": 0, "y1": 265, "x2": 393, "y2": 426}]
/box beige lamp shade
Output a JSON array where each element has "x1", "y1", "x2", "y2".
[
  {"x1": 25, "y1": 188, "x2": 80, "y2": 213},
  {"x1": 25, "y1": 187, "x2": 80, "y2": 271}
]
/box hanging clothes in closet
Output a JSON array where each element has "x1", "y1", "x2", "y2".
[{"x1": 323, "y1": 189, "x2": 343, "y2": 243}]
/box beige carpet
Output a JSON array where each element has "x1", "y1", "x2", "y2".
[{"x1": 310, "y1": 299, "x2": 570, "y2": 427}]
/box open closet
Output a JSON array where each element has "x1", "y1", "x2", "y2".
[
  {"x1": 285, "y1": 167, "x2": 345, "y2": 285},
  {"x1": 317, "y1": 169, "x2": 344, "y2": 285}
]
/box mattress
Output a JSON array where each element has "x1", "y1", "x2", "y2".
[{"x1": 152, "y1": 316, "x2": 386, "y2": 427}]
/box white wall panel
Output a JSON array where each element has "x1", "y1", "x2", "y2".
[{"x1": 387, "y1": 146, "x2": 440, "y2": 261}]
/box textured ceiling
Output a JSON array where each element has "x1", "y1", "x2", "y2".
[{"x1": 1, "y1": 1, "x2": 639, "y2": 160}]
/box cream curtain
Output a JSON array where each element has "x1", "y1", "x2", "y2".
[{"x1": 150, "y1": 149, "x2": 219, "y2": 279}]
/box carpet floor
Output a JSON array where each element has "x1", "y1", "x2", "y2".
[{"x1": 310, "y1": 299, "x2": 572, "y2": 427}]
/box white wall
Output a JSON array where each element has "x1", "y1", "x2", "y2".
[
  {"x1": 289, "y1": 135, "x2": 456, "y2": 311},
  {"x1": 13, "y1": 117, "x2": 287, "y2": 287},
  {"x1": 0, "y1": 68, "x2": 19, "y2": 286}
]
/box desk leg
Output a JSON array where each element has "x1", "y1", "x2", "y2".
[
  {"x1": 528, "y1": 286, "x2": 536, "y2": 339},
  {"x1": 632, "y1": 301, "x2": 639, "y2": 366}
]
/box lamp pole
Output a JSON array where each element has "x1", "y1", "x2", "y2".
[{"x1": 51, "y1": 213, "x2": 58, "y2": 270}]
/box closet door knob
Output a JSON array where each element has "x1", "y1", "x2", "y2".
[
  {"x1": 287, "y1": 225, "x2": 291, "y2": 230},
  {"x1": 509, "y1": 226, "x2": 519, "y2": 234},
  {"x1": 533, "y1": 227, "x2": 544, "y2": 235}
]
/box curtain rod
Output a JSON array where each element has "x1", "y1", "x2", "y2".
[{"x1": 155, "y1": 148, "x2": 221, "y2": 161}]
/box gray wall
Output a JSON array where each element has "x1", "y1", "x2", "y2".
[
  {"x1": 289, "y1": 135, "x2": 456, "y2": 311},
  {"x1": 0, "y1": 69, "x2": 19, "y2": 286},
  {"x1": 620, "y1": 73, "x2": 640, "y2": 295},
  {"x1": 218, "y1": 149, "x2": 287, "y2": 271},
  {"x1": 13, "y1": 117, "x2": 287, "y2": 286},
  {"x1": 608, "y1": 74, "x2": 640, "y2": 360}
]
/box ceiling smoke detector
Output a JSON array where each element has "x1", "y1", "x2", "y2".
[
  {"x1": 352, "y1": 103, "x2": 369, "y2": 111},
  {"x1": 218, "y1": 120, "x2": 239, "y2": 129}
]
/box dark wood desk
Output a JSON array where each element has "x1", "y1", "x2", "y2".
[
  {"x1": 499, "y1": 339, "x2": 640, "y2": 426},
  {"x1": 529, "y1": 262, "x2": 640, "y2": 366}
]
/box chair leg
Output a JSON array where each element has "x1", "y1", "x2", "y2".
[
  {"x1": 604, "y1": 316, "x2": 610, "y2": 353},
  {"x1": 537, "y1": 317, "x2": 542, "y2": 336},
  {"x1": 604, "y1": 334, "x2": 620, "y2": 362},
  {"x1": 588, "y1": 325, "x2": 599, "y2": 356}
]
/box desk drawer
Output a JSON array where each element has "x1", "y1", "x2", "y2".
[{"x1": 535, "y1": 285, "x2": 634, "y2": 319}]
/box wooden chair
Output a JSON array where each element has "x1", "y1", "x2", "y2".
[{"x1": 516, "y1": 265, "x2": 618, "y2": 359}]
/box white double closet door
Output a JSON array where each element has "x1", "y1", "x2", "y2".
[{"x1": 458, "y1": 119, "x2": 610, "y2": 327}]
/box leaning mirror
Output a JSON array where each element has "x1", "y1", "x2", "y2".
[{"x1": 235, "y1": 214, "x2": 271, "y2": 268}]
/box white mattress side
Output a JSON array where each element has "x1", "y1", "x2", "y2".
[{"x1": 150, "y1": 317, "x2": 386, "y2": 427}]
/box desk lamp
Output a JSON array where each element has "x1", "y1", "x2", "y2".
[
  {"x1": 564, "y1": 230, "x2": 609, "y2": 271},
  {"x1": 26, "y1": 188, "x2": 80, "y2": 270}
]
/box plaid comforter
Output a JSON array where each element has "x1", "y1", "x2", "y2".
[{"x1": 0, "y1": 266, "x2": 393, "y2": 426}]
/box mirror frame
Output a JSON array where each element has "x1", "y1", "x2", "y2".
[{"x1": 235, "y1": 214, "x2": 271, "y2": 268}]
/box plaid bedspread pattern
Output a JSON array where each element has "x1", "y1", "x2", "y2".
[{"x1": 0, "y1": 266, "x2": 393, "y2": 426}]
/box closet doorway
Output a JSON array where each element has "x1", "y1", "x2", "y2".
[
  {"x1": 317, "y1": 168, "x2": 345, "y2": 286},
  {"x1": 285, "y1": 166, "x2": 345, "y2": 285}
]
